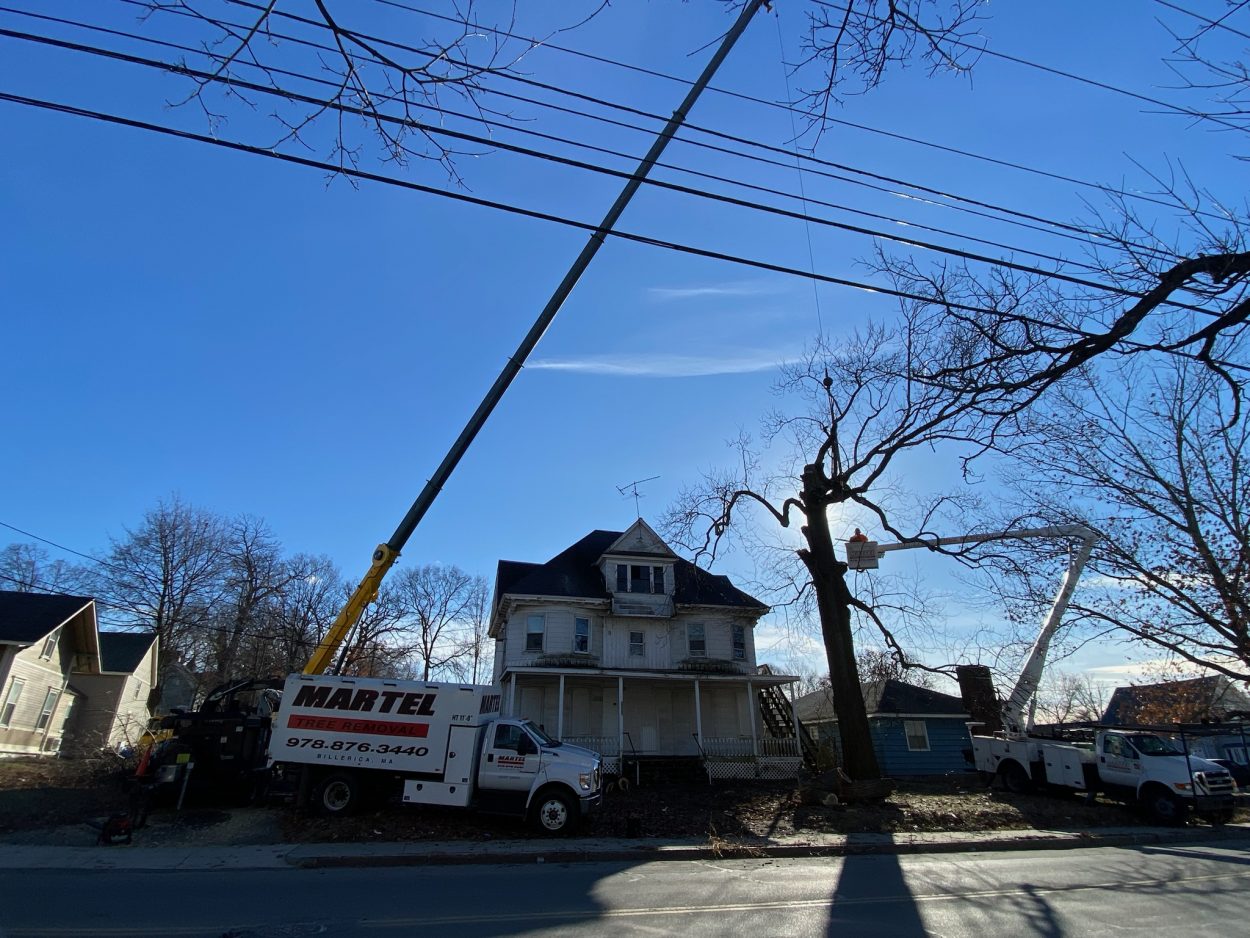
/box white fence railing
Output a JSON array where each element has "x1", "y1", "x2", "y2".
[{"x1": 563, "y1": 735, "x2": 620, "y2": 756}]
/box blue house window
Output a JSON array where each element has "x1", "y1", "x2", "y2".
[{"x1": 903, "y1": 720, "x2": 930, "y2": 752}]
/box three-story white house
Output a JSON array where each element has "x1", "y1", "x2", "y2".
[{"x1": 489, "y1": 520, "x2": 802, "y2": 779}]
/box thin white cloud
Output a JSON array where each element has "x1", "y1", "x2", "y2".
[
  {"x1": 647, "y1": 280, "x2": 786, "y2": 301},
  {"x1": 528, "y1": 351, "x2": 794, "y2": 378}
]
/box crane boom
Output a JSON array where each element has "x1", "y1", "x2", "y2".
[{"x1": 301, "y1": 0, "x2": 769, "y2": 676}]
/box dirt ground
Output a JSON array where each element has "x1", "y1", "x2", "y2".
[{"x1": 1, "y1": 757, "x2": 1243, "y2": 848}]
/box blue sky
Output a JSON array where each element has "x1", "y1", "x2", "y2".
[{"x1": 0, "y1": 1, "x2": 1241, "y2": 685}]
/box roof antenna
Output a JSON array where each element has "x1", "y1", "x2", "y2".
[{"x1": 616, "y1": 476, "x2": 660, "y2": 519}]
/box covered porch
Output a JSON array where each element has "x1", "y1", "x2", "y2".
[{"x1": 499, "y1": 665, "x2": 804, "y2": 781}]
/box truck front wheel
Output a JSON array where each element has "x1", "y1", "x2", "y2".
[
  {"x1": 1141, "y1": 786, "x2": 1185, "y2": 826},
  {"x1": 532, "y1": 789, "x2": 576, "y2": 836},
  {"x1": 316, "y1": 772, "x2": 361, "y2": 816}
]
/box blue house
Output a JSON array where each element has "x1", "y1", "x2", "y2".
[{"x1": 795, "y1": 680, "x2": 971, "y2": 776}]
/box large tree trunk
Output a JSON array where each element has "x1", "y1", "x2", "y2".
[{"x1": 799, "y1": 465, "x2": 882, "y2": 781}]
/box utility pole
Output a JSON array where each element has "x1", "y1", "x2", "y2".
[{"x1": 303, "y1": 0, "x2": 771, "y2": 675}]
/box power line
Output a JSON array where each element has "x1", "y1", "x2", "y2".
[
  {"x1": 3, "y1": 26, "x2": 1174, "y2": 302},
  {"x1": 130, "y1": 0, "x2": 1197, "y2": 251},
  {"x1": 0, "y1": 519, "x2": 123, "y2": 573},
  {"x1": 6, "y1": 87, "x2": 1242, "y2": 375},
  {"x1": 813, "y1": 0, "x2": 1250, "y2": 133},
  {"x1": 0, "y1": 8, "x2": 1116, "y2": 274},
  {"x1": 0, "y1": 87, "x2": 1055, "y2": 320},
  {"x1": 369, "y1": 0, "x2": 1226, "y2": 223}
]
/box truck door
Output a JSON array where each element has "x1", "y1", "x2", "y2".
[
  {"x1": 1099, "y1": 733, "x2": 1142, "y2": 790},
  {"x1": 475, "y1": 721, "x2": 540, "y2": 815}
]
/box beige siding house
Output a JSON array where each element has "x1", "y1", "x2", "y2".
[
  {"x1": 69, "y1": 632, "x2": 159, "y2": 752},
  {"x1": 1, "y1": 590, "x2": 159, "y2": 756},
  {"x1": 0, "y1": 592, "x2": 101, "y2": 755},
  {"x1": 490, "y1": 520, "x2": 802, "y2": 780}
]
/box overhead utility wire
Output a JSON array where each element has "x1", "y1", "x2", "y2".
[
  {"x1": 3, "y1": 27, "x2": 1160, "y2": 298},
  {"x1": 370, "y1": 0, "x2": 1228, "y2": 225},
  {"x1": 0, "y1": 88, "x2": 1062, "y2": 321},
  {"x1": 0, "y1": 9, "x2": 1106, "y2": 274},
  {"x1": 9, "y1": 87, "x2": 1240, "y2": 374},
  {"x1": 134, "y1": 0, "x2": 1185, "y2": 258},
  {"x1": 812, "y1": 0, "x2": 1250, "y2": 133}
]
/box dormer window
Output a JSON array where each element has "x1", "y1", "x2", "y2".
[{"x1": 615, "y1": 564, "x2": 666, "y2": 594}]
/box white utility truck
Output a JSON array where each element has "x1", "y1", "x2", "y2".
[
  {"x1": 975, "y1": 724, "x2": 1238, "y2": 824},
  {"x1": 268, "y1": 674, "x2": 603, "y2": 834}
]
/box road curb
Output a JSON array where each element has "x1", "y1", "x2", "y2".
[{"x1": 287, "y1": 825, "x2": 1248, "y2": 869}]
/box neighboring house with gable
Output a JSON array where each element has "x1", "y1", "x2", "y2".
[
  {"x1": 489, "y1": 520, "x2": 803, "y2": 779},
  {"x1": 1102, "y1": 676, "x2": 1250, "y2": 726},
  {"x1": 0, "y1": 590, "x2": 101, "y2": 756},
  {"x1": 68, "y1": 631, "x2": 159, "y2": 752},
  {"x1": 796, "y1": 679, "x2": 972, "y2": 776}
]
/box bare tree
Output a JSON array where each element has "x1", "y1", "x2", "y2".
[
  {"x1": 203, "y1": 516, "x2": 311, "y2": 685},
  {"x1": 0, "y1": 543, "x2": 82, "y2": 594},
  {"x1": 392, "y1": 564, "x2": 482, "y2": 681},
  {"x1": 1033, "y1": 670, "x2": 1107, "y2": 725},
  {"x1": 266, "y1": 553, "x2": 343, "y2": 675},
  {"x1": 86, "y1": 495, "x2": 230, "y2": 675},
  {"x1": 986, "y1": 346, "x2": 1250, "y2": 682},
  {"x1": 856, "y1": 646, "x2": 935, "y2": 687},
  {"x1": 442, "y1": 574, "x2": 492, "y2": 685},
  {"x1": 664, "y1": 320, "x2": 1000, "y2": 781}
]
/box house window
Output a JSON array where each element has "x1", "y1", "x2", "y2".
[
  {"x1": 652, "y1": 566, "x2": 665, "y2": 594},
  {"x1": 525, "y1": 615, "x2": 545, "y2": 652},
  {"x1": 134, "y1": 680, "x2": 144, "y2": 701},
  {"x1": 687, "y1": 623, "x2": 706, "y2": 657},
  {"x1": 574, "y1": 617, "x2": 590, "y2": 653},
  {"x1": 1, "y1": 678, "x2": 24, "y2": 727},
  {"x1": 732, "y1": 624, "x2": 746, "y2": 660},
  {"x1": 40, "y1": 628, "x2": 60, "y2": 660},
  {"x1": 35, "y1": 689, "x2": 59, "y2": 731},
  {"x1": 903, "y1": 720, "x2": 930, "y2": 752},
  {"x1": 629, "y1": 631, "x2": 645, "y2": 656},
  {"x1": 630, "y1": 565, "x2": 650, "y2": 593},
  {"x1": 616, "y1": 564, "x2": 628, "y2": 592}
]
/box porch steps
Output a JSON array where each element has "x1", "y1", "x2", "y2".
[{"x1": 756, "y1": 670, "x2": 820, "y2": 770}]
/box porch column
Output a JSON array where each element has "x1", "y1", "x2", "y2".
[
  {"x1": 556, "y1": 674, "x2": 566, "y2": 739},
  {"x1": 508, "y1": 673, "x2": 517, "y2": 717},
  {"x1": 747, "y1": 681, "x2": 758, "y2": 758},
  {"x1": 694, "y1": 679, "x2": 703, "y2": 749},
  {"x1": 617, "y1": 676, "x2": 624, "y2": 760}
]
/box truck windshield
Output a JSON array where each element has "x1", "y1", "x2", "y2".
[
  {"x1": 1127, "y1": 734, "x2": 1183, "y2": 756},
  {"x1": 523, "y1": 721, "x2": 561, "y2": 748}
]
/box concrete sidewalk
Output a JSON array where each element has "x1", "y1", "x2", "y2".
[{"x1": 0, "y1": 825, "x2": 1246, "y2": 872}]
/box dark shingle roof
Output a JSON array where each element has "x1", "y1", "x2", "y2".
[
  {"x1": 99, "y1": 631, "x2": 157, "y2": 674},
  {"x1": 0, "y1": 590, "x2": 93, "y2": 644},
  {"x1": 496, "y1": 530, "x2": 766, "y2": 610},
  {"x1": 1102, "y1": 677, "x2": 1250, "y2": 724},
  {"x1": 796, "y1": 679, "x2": 968, "y2": 722}
]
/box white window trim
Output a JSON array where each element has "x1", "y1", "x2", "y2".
[
  {"x1": 687, "y1": 623, "x2": 707, "y2": 658},
  {"x1": 628, "y1": 630, "x2": 645, "y2": 656},
  {"x1": 40, "y1": 628, "x2": 60, "y2": 660},
  {"x1": 732, "y1": 624, "x2": 746, "y2": 661},
  {"x1": 35, "y1": 688, "x2": 59, "y2": 731},
  {"x1": 1, "y1": 678, "x2": 25, "y2": 728},
  {"x1": 903, "y1": 719, "x2": 930, "y2": 752},
  {"x1": 573, "y1": 617, "x2": 590, "y2": 654},
  {"x1": 525, "y1": 614, "x2": 545, "y2": 653}
]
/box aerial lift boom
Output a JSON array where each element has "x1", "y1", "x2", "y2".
[{"x1": 846, "y1": 524, "x2": 1099, "y2": 733}]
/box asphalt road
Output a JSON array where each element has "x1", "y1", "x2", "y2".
[{"x1": 3, "y1": 839, "x2": 1249, "y2": 937}]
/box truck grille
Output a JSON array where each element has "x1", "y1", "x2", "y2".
[{"x1": 1195, "y1": 770, "x2": 1235, "y2": 796}]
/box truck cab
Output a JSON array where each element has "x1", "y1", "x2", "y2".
[{"x1": 1094, "y1": 730, "x2": 1236, "y2": 824}]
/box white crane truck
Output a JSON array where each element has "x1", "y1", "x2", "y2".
[{"x1": 269, "y1": 674, "x2": 603, "y2": 834}]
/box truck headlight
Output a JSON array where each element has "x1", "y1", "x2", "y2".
[{"x1": 579, "y1": 772, "x2": 592, "y2": 791}]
